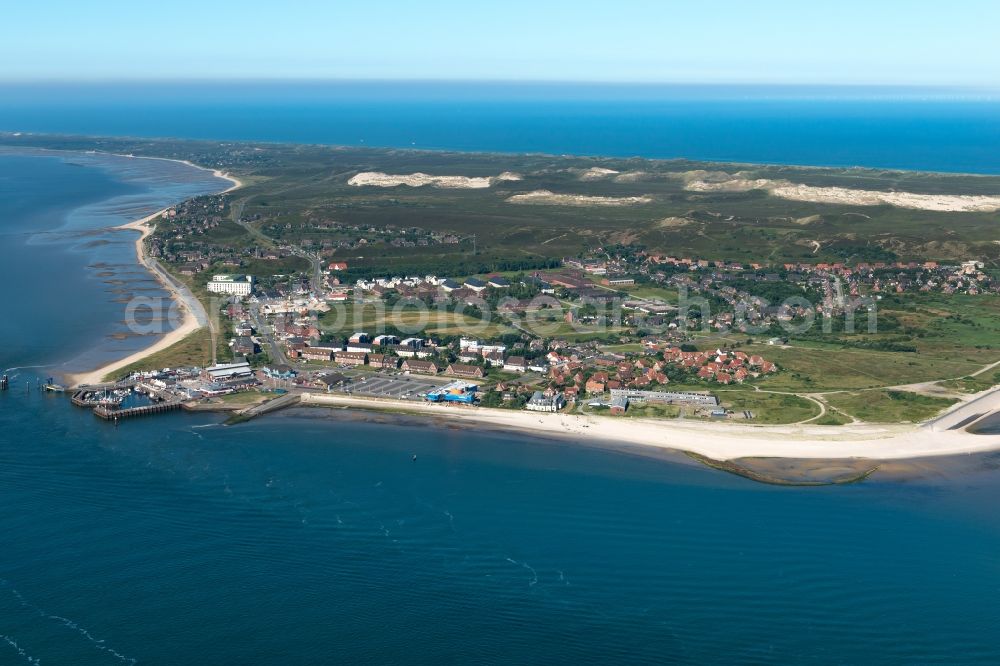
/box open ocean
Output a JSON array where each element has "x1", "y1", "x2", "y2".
[
  {"x1": 3, "y1": 89, "x2": 1000, "y2": 663},
  {"x1": 2, "y1": 82, "x2": 1000, "y2": 173}
]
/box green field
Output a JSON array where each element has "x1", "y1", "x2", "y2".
[
  {"x1": 620, "y1": 285, "x2": 680, "y2": 302},
  {"x1": 715, "y1": 389, "x2": 821, "y2": 424},
  {"x1": 940, "y1": 372, "x2": 1000, "y2": 394},
  {"x1": 8, "y1": 133, "x2": 1000, "y2": 273},
  {"x1": 319, "y1": 303, "x2": 515, "y2": 338},
  {"x1": 824, "y1": 390, "x2": 957, "y2": 423},
  {"x1": 750, "y1": 343, "x2": 986, "y2": 391}
]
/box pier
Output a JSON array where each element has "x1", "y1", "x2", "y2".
[{"x1": 94, "y1": 400, "x2": 184, "y2": 420}]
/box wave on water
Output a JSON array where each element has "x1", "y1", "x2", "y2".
[
  {"x1": 1, "y1": 579, "x2": 137, "y2": 665},
  {"x1": 2, "y1": 365, "x2": 52, "y2": 374},
  {"x1": 0, "y1": 634, "x2": 41, "y2": 666},
  {"x1": 505, "y1": 557, "x2": 540, "y2": 587}
]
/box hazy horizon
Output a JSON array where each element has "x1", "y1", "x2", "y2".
[
  {"x1": 5, "y1": 1, "x2": 999, "y2": 86},
  {"x1": 3, "y1": 80, "x2": 1000, "y2": 103}
]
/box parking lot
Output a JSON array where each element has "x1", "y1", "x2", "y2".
[{"x1": 339, "y1": 373, "x2": 451, "y2": 401}]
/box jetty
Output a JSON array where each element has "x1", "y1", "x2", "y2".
[
  {"x1": 223, "y1": 391, "x2": 302, "y2": 424},
  {"x1": 93, "y1": 399, "x2": 184, "y2": 420}
]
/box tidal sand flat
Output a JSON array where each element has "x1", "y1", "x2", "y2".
[{"x1": 0, "y1": 149, "x2": 232, "y2": 378}]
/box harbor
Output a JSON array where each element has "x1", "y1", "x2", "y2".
[
  {"x1": 58, "y1": 364, "x2": 301, "y2": 422},
  {"x1": 70, "y1": 379, "x2": 190, "y2": 420}
]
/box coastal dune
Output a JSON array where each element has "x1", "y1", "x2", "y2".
[
  {"x1": 348, "y1": 171, "x2": 522, "y2": 188},
  {"x1": 507, "y1": 190, "x2": 653, "y2": 206},
  {"x1": 685, "y1": 175, "x2": 1000, "y2": 212}
]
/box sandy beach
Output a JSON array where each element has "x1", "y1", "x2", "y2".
[
  {"x1": 66, "y1": 162, "x2": 241, "y2": 387},
  {"x1": 298, "y1": 389, "x2": 1000, "y2": 461}
]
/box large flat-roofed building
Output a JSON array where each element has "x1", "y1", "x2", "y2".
[
  {"x1": 603, "y1": 277, "x2": 636, "y2": 287},
  {"x1": 609, "y1": 388, "x2": 718, "y2": 407},
  {"x1": 203, "y1": 361, "x2": 254, "y2": 381},
  {"x1": 207, "y1": 274, "x2": 254, "y2": 296},
  {"x1": 311, "y1": 371, "x2": 348, "y2": 391}
]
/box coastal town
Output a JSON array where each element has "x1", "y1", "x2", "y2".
[
  {"x1": 8, "y1": 5, "x2": 1000, "y2": 663},
  {"x1": 67, "y1": 236, "x2": 997, "y2": 427},
  {"x1": 4, "y1": 138, "x2": 989, "y2": 445}
]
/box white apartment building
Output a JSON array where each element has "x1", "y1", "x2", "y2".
[{"x1": 207, "y1": 274, "x2": 254, "y2": 296}]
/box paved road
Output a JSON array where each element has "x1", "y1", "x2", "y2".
[
  {"x1": 249, "y1": 303, "x2": 288, "y2": 366},
  {"x1": 231, "y1": 196, "x2": 324, "y2": 293},
  {"x1": 144, "y1": 254, "x2": 218, "y2": 364}
]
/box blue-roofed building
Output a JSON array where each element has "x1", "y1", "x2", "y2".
[{"x1": 425, "y1": 381, "x2": 479, "y2": 404}]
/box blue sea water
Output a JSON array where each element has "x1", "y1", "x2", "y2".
[
  {"x1": 5, "y1": 97, "x2": 1000, "y2": 663},
  {"x1": 1, "y1": 82, "x2": 1000, "y2": 174},
  {"x1": 5, "y1": 401, "x2": 1000, "y2": 665}
]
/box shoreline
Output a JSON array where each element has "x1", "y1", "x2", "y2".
[
  {"x1": 5, "y1": 130, "x2": 1000, "y2": 178},
  {"x1": 14, "y1": 141, "x2": 999, "y2": 461},
  {"x1": 295, "y1": 392, "x2": 1000, "y2": 461},
  {"x1": 65, "y1": 159, "x2": 241, "y2": 387}
]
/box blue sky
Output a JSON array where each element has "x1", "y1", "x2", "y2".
[{"x1": 3, "y1": 0, "x2": 999, "y2": 85}]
